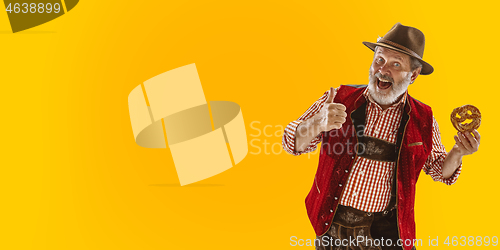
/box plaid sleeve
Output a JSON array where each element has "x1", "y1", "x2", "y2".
[
  {"x1": 422, "y1": 116, "x2": 462, "y2": 185},
  {"x1": 282, "y1": 88, "x2": 336, "y2": 156}
]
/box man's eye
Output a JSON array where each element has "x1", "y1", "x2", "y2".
[
  {"x1": 377, "y1": 58, "x2": 384, "y2": 63},
  {"x1": 394, "y1": 62, "x2": 401, "y2": 67}
]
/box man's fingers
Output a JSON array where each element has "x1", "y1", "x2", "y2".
[
  {"x1": 336, "y1": 111, "x2": 348, "y2": 118},
  {"x1": 327, "y1": 114, "x2": 346, "y2": 124},
  {"x1": 326, "y1": 87, "x2": 336, "y2": 103},
  {"x1": 326, "y1": 103, "x2": 347, "y2": 112},
  {"x1": 328, "y1": 122, "x2": 344, "y2": 130},
  {"x1": 454, "y1": 135, "x2": 467, "y2": 152},
  {"x1": 464, "y1": 132, "x2": 479, "y2": 150},
  {"x1": 319, "y1": 88, "x2": 347, "y2": 133},
  {"x1": 472, "y1": 129, "x2": 481, "y2": 144},
  {"x1": 458, "y1": 133, "x2": 472, "y2": 151},
  {"x1": 325, "y1": 107, "x2": 347, "y2": 118}
]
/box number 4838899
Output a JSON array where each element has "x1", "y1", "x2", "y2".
[{"x1": 5, "y1": 3, "x2": 61, "y2": 14}]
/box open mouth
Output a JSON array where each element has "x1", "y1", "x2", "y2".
[{"x1": 377, "y1": 77, "x2": 392, "y2": 90}]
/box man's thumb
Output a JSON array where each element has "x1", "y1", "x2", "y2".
[{"x1": 326, "y1": 87, "x2": 336, "y2": 103}]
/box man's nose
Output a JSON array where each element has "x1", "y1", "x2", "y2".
[{"x1": 378, "y1": 63, "x2": 391, "y2": 76}]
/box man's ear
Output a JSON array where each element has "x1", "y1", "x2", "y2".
[{"x1": 410, "y1": 67, "x2": 421, "y2": 84}]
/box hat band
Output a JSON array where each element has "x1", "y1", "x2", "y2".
[{"x1": 379, "y1": 39, "x2": 422, "y2": 60}]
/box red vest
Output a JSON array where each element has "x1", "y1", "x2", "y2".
[{"x1": 305, "y1": 85, "x2": 433, "y2": 250}]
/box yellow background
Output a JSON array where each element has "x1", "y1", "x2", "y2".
[{"x1": 1, "y1": 0, "x2": 498, "y2": 249}]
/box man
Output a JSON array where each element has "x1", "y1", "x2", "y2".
[{"x1": 282, "y1": 23, "x2": 480, "y2": 250}]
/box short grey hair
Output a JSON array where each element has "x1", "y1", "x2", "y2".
[
  {"x1": 410, "y1": 57, "x2": 422, "y2": 72},
  {"x1": 374, "y1": 46, "x2": 422, "y2": 72}
]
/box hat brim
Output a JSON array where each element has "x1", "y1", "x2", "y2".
[{"x1": 362, "y1": 41, "x2": 434, "y2": 75}]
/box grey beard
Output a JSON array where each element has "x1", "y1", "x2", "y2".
[{"x1": 367, "y1": 70, "x2": 412, "y2": 105}]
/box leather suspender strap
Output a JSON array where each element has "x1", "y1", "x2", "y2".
[{"x1": 386, "y1": 102, "x2": 410, "y2": 211}]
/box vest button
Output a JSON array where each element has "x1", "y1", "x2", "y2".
[
  {"x1": 334, "y1": 197, "x2": 338, "y2": 200},
  {"x1": 330, "y1": 209, "x2": 333, "y2": 213},
  {"x1": 339, "y1": 183, "x2": 342, "y2": 187},
  {"x1": 345, "y1": 169, "x2": 349, "y2": 173},
  {"x1": 325, "y1": 222, "x2": 329, "y2": 226},
  {"x1": 352, "y1": 156, "x2": 355, "y2": 159}
]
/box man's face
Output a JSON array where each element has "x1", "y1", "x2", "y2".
[{"x1": 368, "y1": 47, "x2": 419, "y2": 106}]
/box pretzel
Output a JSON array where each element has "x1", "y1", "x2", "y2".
[{"x1": 450, "y1": 105, "x2": 481, "y2": 133}]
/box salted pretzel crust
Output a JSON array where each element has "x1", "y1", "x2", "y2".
[{"x1": 450, "y1": 105, "x2": 481, "y2": 133}]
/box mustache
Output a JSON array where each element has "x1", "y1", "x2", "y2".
[{"x1": 373, "y1": 72, "x2": 394, "y2": 84}]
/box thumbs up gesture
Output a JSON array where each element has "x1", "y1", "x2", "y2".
[
  {"x1": 294, "y1": 87, "x2": 348, "y2": 152},
  {"x1": 314, "y1": 87, "x2": 347, "y2": 132}
]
